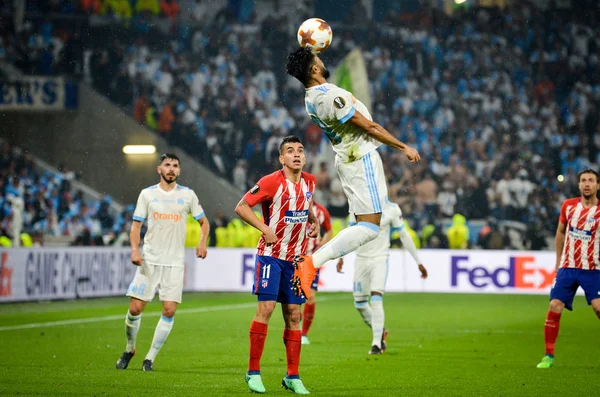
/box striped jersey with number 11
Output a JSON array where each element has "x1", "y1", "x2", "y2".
[{"x1": 243, "y1": 170, "x2": 316, "y2": 262}]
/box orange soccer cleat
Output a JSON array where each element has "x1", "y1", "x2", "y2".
[{"x1": 292, "y1": 255, "x2": 316, "y2": 299}]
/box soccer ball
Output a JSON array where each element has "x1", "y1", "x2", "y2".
[{"x1": 297, "y1": 18, "x2": 332, "y2": 53}]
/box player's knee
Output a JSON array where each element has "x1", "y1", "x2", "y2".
[
  {"x1": 354, "y1": 300, "x2": 368, "y2": 309},
  {"x1": 285, "y1": 310, "x2": 302, "y2": 326},
  {"x1": 549, "y1": 299, "x2": 565, "y2": 313},
  {"x1": 162, "y1": 308, "x2": 176, "y2": 318}
]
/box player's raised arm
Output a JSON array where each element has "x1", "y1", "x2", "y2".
[
  {"x1": 129, "y1": 220, "x2": 143, "y2": 266},
  {"x1": 235, "y1": 198, "x2": 277, "y2": 245},
  {"x1": 348, "y1": 110, "x2": 420, "y2": 162}
]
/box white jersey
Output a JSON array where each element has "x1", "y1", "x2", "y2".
[
  {"x1": 132, "y1": 184, "x2": 205, "y2": 267},
  {"x1": 352, "y1": 202, "x2": 403, "y2": 258},
  {"x1": 305, "y1": 83, "x2": 381, "y2": 163}
]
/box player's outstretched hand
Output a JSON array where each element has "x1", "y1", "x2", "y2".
[
  {"x1": 336, "y1": 258, "x2": 344, "y2": 273},
  {"x1": 131, "y1": 250, "x2": 143, "y2": 266},
  {"x1": 418, "y1": 264, "x2": 428, "y2": 279},
  {"x1": 196, "y1": 244, "x2": 207, "y2": 259},
  {"x1": 404, "y1": 146, "x2": 421, "y2": 163},
  {"x1": 263, "y1": 228, "x2": 278, "y2": 246}
]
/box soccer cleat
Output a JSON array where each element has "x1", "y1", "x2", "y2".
[
  {"x1": 381, "y1": 328, "x2": 388, "y2": 353},
  {"x1": 292, "y1": 255, "x2": 316, "y2": 299},
  {"x1": 116, "y1": 351, "x2": 135, "y2": 370},
  {"x1": 536, "y1": 355, "x2": 554, "y2": 369},
  {"x1": 142, "y1": 359, "x2": 154, "y2": 371},
  {"x1": 301, "y1": 335, "x2": 311, "y2": 345},
  {"x1": 369, "y1": 345, "x2": 382, "y2": 355},
  {"x1": 246, "y1": 374, "x2": 266, "y2": 393},
  {"x1": 282, "y1": 377, "x2": 310, "y2": 395}
]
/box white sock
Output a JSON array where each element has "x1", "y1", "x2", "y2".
[
  {"x1": 313, "y1": 222, "x2": 379, "y2": 268},
  {"x1": 125, "y1": 311, "x2": 142, "y2": 353},
  {"x1": 370, "y1": 295, "x2": 385, "y2": 348},
  {"x1": 398, "y1": 228, "x2": 422, "y2": 264},
  {"x1": 354, "y1": 301, "x2": 372, "y2": 328},
  {"x1": 145, "y1": 315, "x2": 174, "y2": 361}
]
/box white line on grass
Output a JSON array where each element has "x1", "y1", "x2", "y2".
[{"x1": 0, "y1": 296, "x2": 347, "y2": 332}]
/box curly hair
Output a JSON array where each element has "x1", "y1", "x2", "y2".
[{"x1": 286, "y1": 46, "x2": 316, "y2": 86}]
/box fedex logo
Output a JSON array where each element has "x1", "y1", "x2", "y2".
[{"x1": 451, "y1": 255, "x2": 555, "y2": 290}]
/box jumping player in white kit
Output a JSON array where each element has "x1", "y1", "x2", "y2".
[
  {"x1": 286, "y1": 46, "x2": 421, "y2": 299},
  {"x1": 116, "y1": 153, "x2": 209, "y2": 371},
  {"x1": 337, "y1": 201, "x2": 428, "y2": 354}
]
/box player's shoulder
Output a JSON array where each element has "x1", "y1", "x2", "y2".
[
  {"x1": 140, "y1": 184, "x2": 159, "y2": 196},
  {"x1": 255, "y1": 170, "x2": 285, "y2": 190},
  {"x1": 175, "y1": 184, "x2": 196, "y2": 195},
  {"x1": 302, "y1": 172, "x2": 317, "y2": 184},
  {"x1": 562, "y1": 197, "x2": 581, "y2": 207}
]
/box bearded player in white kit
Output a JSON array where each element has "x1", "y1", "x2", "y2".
[
  {"x1": 286, "y1": 46, "x2": 421, "y2": 299},
  {"x1": 116, "y1": 153, "x2": 209, "y2": 371}
]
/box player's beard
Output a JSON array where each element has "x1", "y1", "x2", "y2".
[
  {"x1": 161, "y1": 172, "x2": 178, "y2": 184},
  {"x1": 321, "y1": 65, "x2": 330, "y2": 79}
]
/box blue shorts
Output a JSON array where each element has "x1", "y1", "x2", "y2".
[
  {"x1": 311, "y1": 269, "x2": 321, "y2": 291},
  {"x1": 253, "y1": 255, "x2": 305, "y2": 305},
  {"x1": 550, "y1": 268, "x2": 600, "y2": 311}
]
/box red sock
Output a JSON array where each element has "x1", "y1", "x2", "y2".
[
  {"x1": 544, "y1": 311, "x2": 561, "y2": 356},
  {"x1": 301, "y1": 303, "x2": 316, "y2": 336},
  {"x1": 248, "y1": 320, "x2": 268, "y2": 373},
  {"x1": 283, "y1": 329, "x2": 302, "y2": 377}
]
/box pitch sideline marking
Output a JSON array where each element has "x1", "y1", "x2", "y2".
[{"x1": 0, "y1": 296, "x2": 346, "y2": 332}]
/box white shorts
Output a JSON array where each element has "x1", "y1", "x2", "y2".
[
  {"x1": 126, "y1": 263, "x2": 184, "y2": 303},
  {"x1": 335, "y1": 150, "x2": 388, "y2": 215},
  {"x1": 353, "y1": 254, "x2": 388, "y2": 301}
]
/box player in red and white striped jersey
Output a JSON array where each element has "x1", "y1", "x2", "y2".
[
  {"x1": 301, "y1": 202, "x2": 333, "y2": 345},
  {"x1": 537, "y1": 169, "x2": 600, "y2": 369},
  {"x1": 235, "y1": 135, "x2": 319, "y2": 394}
]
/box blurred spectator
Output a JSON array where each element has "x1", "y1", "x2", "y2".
[{"x1": 478, "y1": 218, "x2": 510, "y2": 250}]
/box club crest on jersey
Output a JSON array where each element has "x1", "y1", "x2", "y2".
[
  {"x1": 333, "y1": 96, "x2": 346, "y2": 109},
  {"x1": 587, "y1": 217, "x2": 598, "y2": 227},
  {"x1": 250, "y1": 185, "x2": 260, "y2": 194},
  {"x1": 177, "y1": 198, "x2": 184, "y2": 205},
  {"x1": 306, "y1": 192, "x2": 313, "y2": 200}
]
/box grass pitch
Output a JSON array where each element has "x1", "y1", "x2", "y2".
[{"x1": 0, "y1": 292, "x2": 597, "y2": 396}]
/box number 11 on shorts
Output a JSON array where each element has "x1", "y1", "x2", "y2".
[{"x1": 262, "y1": 264, "x2": 271, "y2": 279}]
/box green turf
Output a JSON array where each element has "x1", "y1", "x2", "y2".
[{"x1": 0, "y1": 292, "x2": 597, "y2": 396}]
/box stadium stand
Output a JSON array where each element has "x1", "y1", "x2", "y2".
[{"x1": 1, "y1": 0, "x2": 598, "y2": 248}]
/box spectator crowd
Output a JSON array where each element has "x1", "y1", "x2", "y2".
[{"x1": 1, "y1": 0, "x2": 599, "y2": 248}]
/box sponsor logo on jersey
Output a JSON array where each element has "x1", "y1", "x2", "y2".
[
  {"x1": 568, "y1": 226, "x2": 592, "y2": 242},
  {"x1": 152, "y1": 212, "x2": 183, "y2": 222},
  {"x1": 333, "y1": 96, "x2": 346, "y2": 109},
  {"x1": 250, "y1": 185, "x2": 260, "y2": 194},
  {"x1": 284, "y1": 209, "x2": 309, "y2": 224}
]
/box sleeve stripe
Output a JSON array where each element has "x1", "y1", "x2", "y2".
[
  {"x1": 339, "y1": 106, "x2": 356, "y2": 124},
  {"x1": 193, "y1": 211, "x2": 205, "y2": 220},
  {"x1": 132, "y1": 216, "x2": 146, "y2": 222}
]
